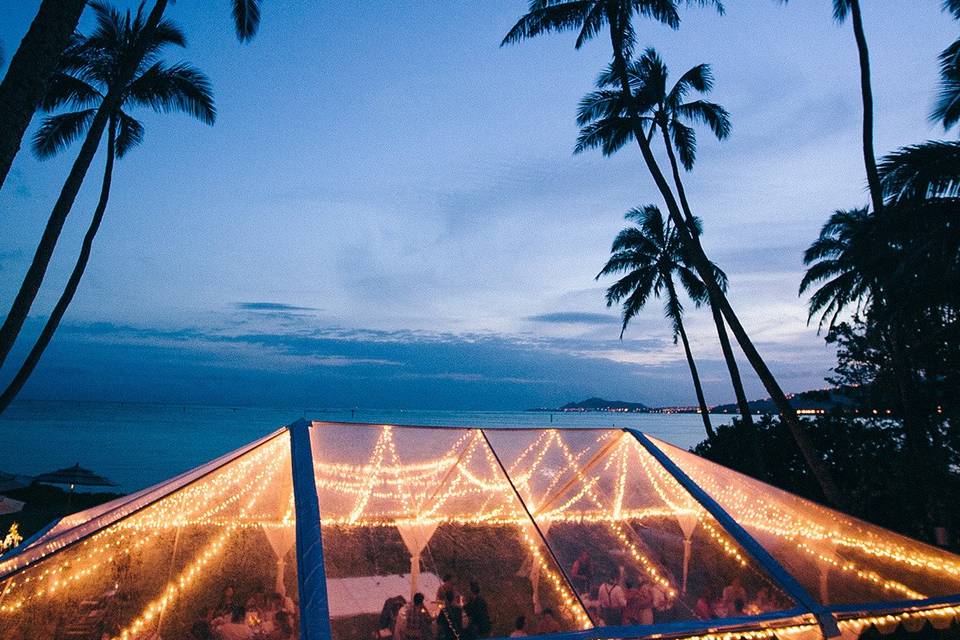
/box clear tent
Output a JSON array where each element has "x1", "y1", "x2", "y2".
[{"x1": 0, "y1": 421, "x2": 957, "y2": 640}]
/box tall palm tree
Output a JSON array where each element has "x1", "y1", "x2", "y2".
[
  {"x1": 0, "y1": 0, "x2": 88, "y2": 193},
  {"x1": 598, "y1": 205, "x2": 721, "y2": 439},
  {"x1": 778, "y1": 1, "x2": 882, "y2": 213},
  {"x1": 0, "y1": 0, "x2": 265, "y2": 370},
  {"x1": 0, "y1": 0, "x2": 264, "y2": 196},
  {"x1": 0, "y1": 4, "x2": 215, "y2": 415},
  {"x1": 834, "y1": 0, "x2": 884, "y2": 216},
  {"x1": 577, "y1": 49, "x2": 754, "y2": 426},
  {"x1": 503, "y1": 0, "x2": 845, "y2": 507}
]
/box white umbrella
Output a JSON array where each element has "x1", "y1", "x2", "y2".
[{"x1": 0, "y1": 495, "x2": 24, "y2": 515}]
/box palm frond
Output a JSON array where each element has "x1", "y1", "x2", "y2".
[
  {"x1": 575, "y1": 3, "x2": 607, "y2": 48},
  {"x1": 932, "y1": 38, "x2": 960, "y2": 130},
  {"x1": 676, "y1": 100, "x2": 731, "y2": 140},
  {"x1": 140, "y1": 18, "x2": 188, "y2": 67},
  {"x1": 232, "y1": 0, "x2": 264, "y2": 42},
  {"x1": 879, "y1": 141, "x2": 960, "y2": 201},
  {"x1": 677, "y1": 265, "x2": 709, "y2": 305},
  {"x1": 670, "y1": 120, "x2": 697, "y2": 170},
  {"x1": 576, "y1": 89, "x2": 626, "y2": 126},
  {"x1": 39, "y1": 72, "x2": 102, "y2": 111},
  {"x1": 832, "y1": 0, "x2": 851, "y2": 23},
  {"x1": 574, "y1": 117, "x2": 636, "y2": 156},
  {"x1": 32, "y1": 109, "x2": 98, "y2": 159},
  {"x1": 668, "y1": 63, "x2": 713, "y2": 107},
  {"x1": 501, "y1": 1, "x2": 594, "y2": 46},
  {"x1": 945, "y1": 0, "x2": 960, "y2": 20},
  {"x1": 126, "y1": 62, "x2": 216, "y2": 125},
  {"x1": 114, "y1": 111, "x2": 145, "y2": 157}
]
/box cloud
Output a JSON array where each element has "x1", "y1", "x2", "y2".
[
  {"x1": 526, "y1": 312, "x2": 619, "y2": 325},
  {"x1": 235, "y1": 302, "x2": 320, "y2": 312}
]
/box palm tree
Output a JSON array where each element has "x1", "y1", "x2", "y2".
[
  {"x1": 598, "y1": 205, "x2": 722, "y2": 439},
  {"x1": 0, "y1": 1, "x2": 264, "y2": 196},
  {"x1": 0, "y1": 0, "x2": 88, "y2": 193},
  {"x1": 0, "y1": 0, "x2": 265, "y2": 370},
  {"x1": 577, "y1": 49, "x2": 755, "y2": 426},
  {"x1": 933, "y1": 1, "x2": 960, "y2": 130},
  {"x1": 834, "y1": 0, "x2": 884, "y2": 216},
  {"x1": 800, "y1": 208, "x2": 884, "y2": 332},
  {"x1": 778, "y1": 1, "x2": 882, "y2": 214},
  {"x1": 503, "y1": 0, "x2": 845, "y2": 507},
  {"x1": 0, "y1": 3, "x2": 215, "y2": 414}
]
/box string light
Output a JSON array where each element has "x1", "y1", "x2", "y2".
[{"x1": 4, "y1": 425, "x2": 959, "y2": 640}]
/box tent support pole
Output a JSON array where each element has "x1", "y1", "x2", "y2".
[
  {"x1": 478, "y1": 429, "x2": 593, "y2": 625},
  {"x1": 625, "y1": 429, "x2": 840, "y2": 638},
  {"x1": 289, "y1": 418, "x2": 332, "y2": 640}
]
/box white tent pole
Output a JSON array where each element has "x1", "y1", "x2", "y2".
[
  {"x1": 682, "y1": 537, "x2": 692, "y2": 595},
  {"x1": 411, "y1": 552, "x2": 420, "y2": 599}
]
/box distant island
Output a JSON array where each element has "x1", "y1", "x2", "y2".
[
  {"x1": 530, "y1": 388, "x2": 878, "y2": 415},
  {"x1": 527, "y1": 397, "x2": 649, "y2": 413}
]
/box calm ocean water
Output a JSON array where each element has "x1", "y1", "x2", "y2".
[{"x1": 0, "y1": 401, "x2": 729, "y2": 493}]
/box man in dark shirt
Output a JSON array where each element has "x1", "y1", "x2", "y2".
[{"x1": 464, "y1": 581, "x2": 491, "y2": 639}]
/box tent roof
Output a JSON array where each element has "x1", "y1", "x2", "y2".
[{"x1": 1, "y1": 420, "x2": 958, "y2": 640}]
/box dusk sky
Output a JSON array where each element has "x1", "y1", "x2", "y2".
[{"x1": 0, "y1": 1, "x2": 954, "y2": 409}]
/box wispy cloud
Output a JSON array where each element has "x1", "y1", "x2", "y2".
[
  {"x1": 526, "y1": 312, "x2": 619, "y2": 325},
  {"x1": 235, "y1": 302, "x2": 320, "y2": 312}
]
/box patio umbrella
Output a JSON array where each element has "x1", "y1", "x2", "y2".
[
  {"x1": 34, "y1": 464, "x2": 118, "y2": 491},
  {"x1": 0, "y1": 471, "x2": 31, "y2": 494},
  {"x1": 0, "y1": 495, "x2": 24, "y2": 515}
]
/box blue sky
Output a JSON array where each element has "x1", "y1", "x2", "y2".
[{"x1": 0, "y1": 1, "x2": 954, "y2": 409}]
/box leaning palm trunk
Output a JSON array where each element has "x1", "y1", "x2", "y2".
[
  {"x1": 848, "y1": 0, "x2": 884, "y2": 216},
  {"x1": 607, "y1": 33, "x2": 845, "y2": 507},
  {"x1": 655, "y1": 120, "x2": 754, "y2": 426},
  {"x1": 0, "y1": 0, "x2": 169, "y2": 370},
  {"x1": 0, "y1": 0, "x2": 87, "y2": 192},
  {"x1": 0, "y1": 121, "x2": 116, "y2": 415},
  {"x1": 665, "y1": 277, "x2": 715, "y2": 439}
]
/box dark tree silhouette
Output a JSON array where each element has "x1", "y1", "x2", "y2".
[
  {"x1": 577, "y1": 48, "x2": 754, "y2": 426},
  {"x1": 503, "y1": 1, "x2": 846, "y2": 506},
  {"x1": 0, "y1": 0, "x2": 88, "y2": 192},
  {"x1": 0, "y1": 3, "x2": 215, "y2": 414},
  {"x1": 598, "y1": 205, "x2": 724, "y2": 440}
]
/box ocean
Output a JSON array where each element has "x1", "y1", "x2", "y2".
[{"x1": 0, "y1": 401, "x2": 729, "y2": 493}]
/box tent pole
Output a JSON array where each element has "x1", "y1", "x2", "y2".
[
  {"x1": 289, "y1": 418, "x2": 332, "y2": 640},
  {"x1": 478, "y1": 429, "x2": 593, "y2": 624},
  {"x1": 625, "y1": 429, "x2": 841, "y2": 638}
]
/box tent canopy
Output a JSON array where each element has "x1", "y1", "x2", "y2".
[{"x1": 1, "y1": 421, "x2": 958, "y2": 640}]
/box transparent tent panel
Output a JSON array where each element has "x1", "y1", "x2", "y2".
[
  {"x1": 0, "y1": 431, "x2": 298, "y2": 640},
  {"x1": 484, "y1": 429, "x2": 797, "y2": 627},
  {"x1": 310, "y1": 424, "x2": 590, "y2": 640},
  {"x1": 651, "y1": 436, "x2": 960, "y2": 607},
  {"x1": 0, "y1": 430, "x2": 282, "y2": 575}
]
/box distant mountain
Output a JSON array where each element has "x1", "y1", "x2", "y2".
[
  {"x1": 528, "y1": 397, "x2": 649, "y2": 412},
  {"x1": 711, "y1": 387, "x2": 864, "y2": 415}
]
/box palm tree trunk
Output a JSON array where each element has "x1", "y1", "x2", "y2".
[
  {"x1": 0, "y1": 120, "x2": 116, "y2": 416},
  {"x1": 849, "y1": 0, "x2": 884, "y2": 216},
  {"x1": 0, "y1": 0, "x2": 168, "y2": 370},
  {"x1": 0, "y1": 0, "x2": 88, "y2": 192},
  {"x1": 708, "y1": 293, "x2": 753, "y2": 422},
  {"x1": 665, "y1": 278, "x2": 715, "y2": 440},
  {"x1": 657, "y1": 122, "x2": 754, "y2": 426},
  {"x1": 606, "y1": 29, "x2": 845, "y2": 508}
]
